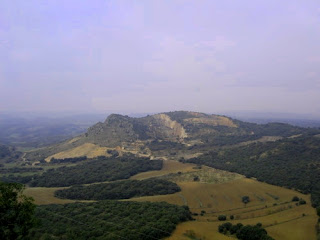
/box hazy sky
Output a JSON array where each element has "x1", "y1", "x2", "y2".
[{"x1": 1, "y1": 0, "x2": 320, "y2": 116}]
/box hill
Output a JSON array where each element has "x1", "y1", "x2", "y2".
[
  {"x1": 0, "y1": 144, "x2": 22, "y2": 165},
  {"x1": 184, "y1": 135, "x2": 320, "y2": 208},
  {"x1": 24, "y1": 111, "x2": 316, "y2": 163}
]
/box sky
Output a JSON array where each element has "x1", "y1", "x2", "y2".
[{"x1": 1, "y1": 0, "x2": 320, "y2": 117}]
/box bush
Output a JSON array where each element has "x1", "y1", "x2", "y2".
[
  {"x1": 292, "y1": 196, "x2": 299, "y2": 202},
  {"x1": 299, "y1": 199, "x2": 307, "y2": 205},
  {"x1": 218, "y1": 215, "x2": 227, "y2": 221},
  {"x1": 242, "y1": 196, "x2": 250, "y2": 204},
  {"x1": 0, "y1": 182, "x2": 36, "y2": 239}
]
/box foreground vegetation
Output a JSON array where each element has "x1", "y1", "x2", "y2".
[
  {"x1": 1, "y1": 182, "x2": 37, "y2": 240},
  {"x1": 55, "y1": 179, "x2": 181, "y2": 200},
  {"x1": 29, "y1": 201, "x2": 192, "y2": 240},
  {"x1": 2, "y1": 155, "x2": 162, "y2": 187}
]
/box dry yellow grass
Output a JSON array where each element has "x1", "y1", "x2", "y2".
[
  {"x1": 67, "y1": 137, "x2": 81, "y2": 144},
  {"x1": 130, "y1": 160, "x2": 197, "y2": 180},
  {"x1": 24, "y1": 187, "x2": 76, "y2": 205},
  {"x1": 166, "y1": 166, "x2": 244, "y2": 184},
  {"x1": 266, "y1": 214, "x2": 317, "y2": 240},
  {"x1": 165, "y1": 221, "x2": 233, "y2": 240},
  {"x1": 24, "y1": 187, "x2": 94, "y2": 205},
  {"x1": 45, "y1": 143, "x2": 109, "y2": 162},
  {"x1": 183, "y1": 115, "x2": 237, "y2": 128},
  {"x1": 131, "y1": 177, "x2": 317, "y2": 240},
  {"x1": 167, "y1": 211, "x2": 317, "y2": 240},
  {"x1": 131, "y1": 178, "x2": 308, "y2": 211}
]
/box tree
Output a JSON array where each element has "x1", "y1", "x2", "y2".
[
  {"x1": 242, "y1": 196, "x2": 250, "y2": 204},
  {"x1": 0, "y1": 182, "x2": 36, "y2": 240},
  {"x1": 218, "y1": 215, "x2": 227, "y2": 221},
  {"x1": 292, "y1": 196, "x2": 299, "y2": 202},
  {"x1": 299, "y1": 199, "x2": 306, "y2": 205}
]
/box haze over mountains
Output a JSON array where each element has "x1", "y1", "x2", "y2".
[{"x1": 1, "y1": 110, "x2": 319, "y2": 149}]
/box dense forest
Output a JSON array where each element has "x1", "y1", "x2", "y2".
[
  {"x1": 185, "y1": 135, "x2": 320, "y2": 207},
  {"x1": 55, "y1": 179, "x2": 181, "y2": 200},
  {"x1": 1, "y1": 155, "x2": 163, "y2": 187},
  {"x1": 0, "y1": 167, "x2": 43, "y2": 174},
  {"x1": 29, "y1": 201, "x2": 192, "y2": 240},
  {"x1": 49, "y1": 156, "x2": 87, "y2": 164},
  {"x1": 199, "y1": 122, "x2": 319, "y2": 147}
]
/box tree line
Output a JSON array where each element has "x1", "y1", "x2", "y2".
[
  {"x1": 1, "y1": 155, "x2": 163, "y2": 187},
  {"x1": 218, "y1": 222, "x2": 274, "y2": 240},
  {"x1": 55, "y1": 178, "x2": 181, "y2": 200}
]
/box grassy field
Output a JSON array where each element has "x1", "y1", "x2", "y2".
[
  {"x1": 24, "y1": 187, "x2": 95, "y2": 205},
  {"x1": 130, "y1": 160, "x2": 197, "y2": 180},
  {"x1": 45, "y1": 143, "x2": 109, "y2": 161},
  {"x1": 160, "y1": 165, "x2": 244, "y2": 184},
  {"x1": 23, "y1": 159, "x2": 318, "y2": 240},
  {"x1": 166, "y1": 205, "x2": 317, "y2": 240},
  {"x1": 24, "y1": 187, "x2": 77, "y2": 205},
  {"x1": 130, "y1": 178, "x2": 317, "y2": 240}
]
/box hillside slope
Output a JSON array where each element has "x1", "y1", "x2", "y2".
[
  {"x1": 24, "y1": 111, "x2": 314, "y2": 163},
  {"x1": 185, "y1": 135, "x2": 320, "y2": 208}
]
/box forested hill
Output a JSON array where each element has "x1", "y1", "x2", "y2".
[
  {"x1": 24, "y1": 111, "x2": 319, "y2": 163},
  {"x1": 0, "y1": 144, "x2": 22, "y2": 165},
  {"x1": 184, "y1": 135, "x2": 320, "y2": 207}
]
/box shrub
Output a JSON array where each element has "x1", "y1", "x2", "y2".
[
  {"x1": 292, "y1": 196, "x2": 299, "y2": 202},
  {"x1": 299, "y1": 199, "x2": 307, "y2": 205},
  {"x1": 242, "y1": 196, "x2": 250, "y2": 204}
]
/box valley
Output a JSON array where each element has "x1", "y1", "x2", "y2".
[
  {"x1": 22, "y1": 159, "x2": 317, "y2": 240},
  {"x1": 1, "y1": 111, "x2": 320, "y2": 240}
]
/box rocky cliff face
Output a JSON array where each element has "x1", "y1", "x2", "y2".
[
  {"x1": 83, "y1": 113, "x2": 189, "y2": 146},
  {"x1": 82, "y1": 111, "x2": 240, "y2": 147},
  {"x1": 148, "y1": 114, "x2": 187, "y2": 140}
]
